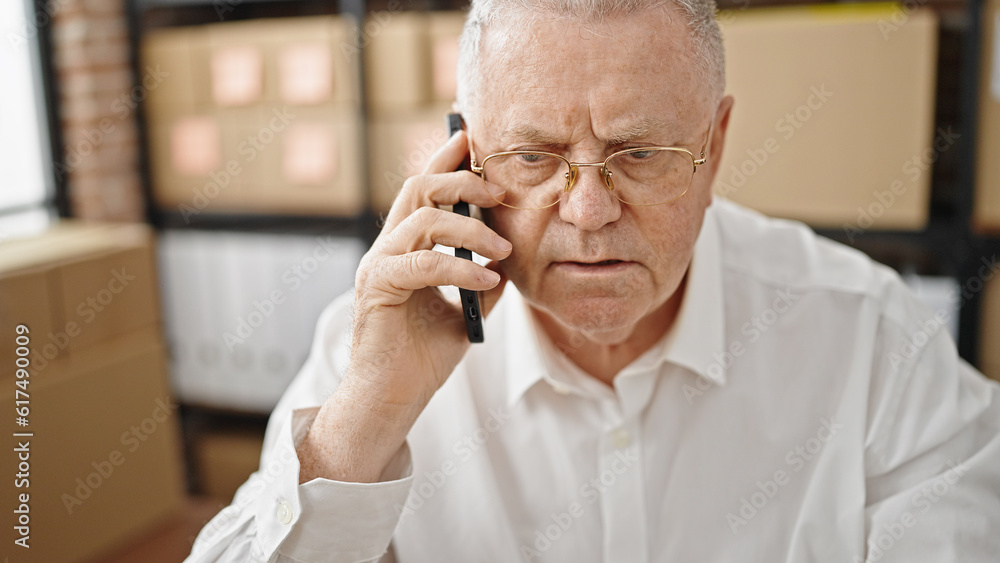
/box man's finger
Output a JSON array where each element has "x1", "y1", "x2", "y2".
[
  {"x1": 380, "y1": 207, "x2": 512, "y2": 262},
  {"x1": 381, "y1": 170, "x2": 506, "y2": 236},
  {"x1": 378, "y1": 251, "x2": 502, "y2": 296},
  {"x1": 479, "y1": 260, "x2": 508, "y2": 319},
  {"x1": 423, "y1": 129, "x2": 470, "y2": 175},
  {"x1": 380, "y1": 130, "x2": 472, "y2": 232}
]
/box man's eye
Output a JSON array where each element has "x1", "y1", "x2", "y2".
[
  {"x1": 628, "y1": 150, "x2": 656, "y2": 159},
  {"x1": 518, "y1": 153, "x2": 544, "y2": 163}
]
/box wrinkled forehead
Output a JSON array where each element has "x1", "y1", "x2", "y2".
[{"x1": 470, "y1": 8, "x2": 712, "y2": 142}]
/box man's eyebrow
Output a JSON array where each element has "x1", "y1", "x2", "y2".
[
  {"x1": 604, "y1": 117, "x2": 676, "y2": 145},
  {"x1": 498, "y1": 125, "x2": 566, "y2": 146},
  {"x1": 499, "y1": 117, "x2": 678, "y2": 147}
]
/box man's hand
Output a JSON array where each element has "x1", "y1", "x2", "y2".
[{"x1": 298, "y1": 130, "x2": 511, "y2": 484}]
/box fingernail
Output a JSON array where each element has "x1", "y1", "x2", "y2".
[
  {"x1": 485, "y1": 270, "x2": 501, "y2": 284},
  {"x1": 493, "y1": 235, "x2": 512, "y2": 252}
]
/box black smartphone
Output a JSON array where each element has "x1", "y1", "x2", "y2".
[{"x1": 446, "y1": 113, "x2": 485, "y2": 343}]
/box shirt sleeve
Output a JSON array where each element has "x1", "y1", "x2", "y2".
[
  {"x1": 862, "y1": 305, "x2": 1000, "y2": 562},
  {"x1": 184, "y1": 291, "x2": 416, "y2": 563}
]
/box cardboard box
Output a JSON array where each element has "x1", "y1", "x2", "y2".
[
  {"x1": 0, "y1": 222, "x2": 183, "y2": 562},
  {"x1": 148, "y1": 112, "x2": 222, "y2": 209},
  {"x1": 0, "y1": 222, "x2": 131, "y2": 269},
  {"x1": 368, "y1": 107, "x2": 453, "y2": 212},
  {"x1": 365, "y1": 12, "x2": 432, "y2": 114},
  {"x1": 195, "y1": 430, "x2": 265, "y2": 502},
  {"x1": 205, "y1": 20, "x2": 268, "y2": 108},
  {"x1": 55, "y1": 244, "x2": 160, "y2": 352},
  {"x1": 150, "y1": 104, "x2": 363, "y2": 216},
  {"x1": 141, "y1": 27, "x2": 197, "y2": 115},
  {"x1": 142, "y1": 26, "x2": 213, "y2": 114},
  {"x1": 0, "y1": 222, "x2": 164, "y2": 368},
  {"x1": 716, "y1": 5, "x2": 938, "y2": 229},
  {"x1": 243, "y1": 107, "x2": 365, "y2": 215},
  {"x1": 149, "y1": 109, "x2": 258, "y2": 213},
  {"x1": 0, "y1": 269, "x2": 55, "y2": 373},
  {"x1": 975, "y1": 0, "x2": 1000, "y2": 232},
  {"x1": 0, "y1": 331, "x2": 185, "y2": 563},
  {"x1": 215, "y1": 106, "x2": 270, "y2": 209},
  {"x1": 428, "y1": 12, "x2": 465, "y2": 103},
  {"x1": 256, "y1": 16, "x2": 360, "y2": 108}
]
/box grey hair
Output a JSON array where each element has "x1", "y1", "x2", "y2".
[{"x1": 456, "y1": 0, "x2": 725, "y2": 113}]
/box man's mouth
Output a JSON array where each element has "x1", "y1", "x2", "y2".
[
  {"x1": 570, "y1": 260, "x2": 624, "y2": 266},
  {"x1": 551, "y1": 259, "x2": 636, "y2": 278},
  {"x1": 555, "y1": 259, "x2": 634, "y2": 269}
]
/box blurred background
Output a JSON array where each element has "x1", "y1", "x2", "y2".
[{"x1": 0, "y1": 0, "x2": 998, "y2": 560}]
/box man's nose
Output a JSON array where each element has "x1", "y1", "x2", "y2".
[{"x1": 557, "y1": 164, "x2": 622, "y2": 231}]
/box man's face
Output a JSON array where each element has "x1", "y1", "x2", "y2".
[{"x1": 466, "y1": 8, "x2": 729, "y2": 344}]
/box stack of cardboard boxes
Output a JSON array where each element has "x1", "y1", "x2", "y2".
[
  {"x1": 0, "y1": 223, "x2": 184, "y2": 562},
  {"x1": 366, "y1": 11, "x2": 466, "y2": 212},
  {"x1": 143, "y1": 16, "x2": 364, "y2": 217},
  {"x1": 142, "y1": 11, "x2": 468, "y2": 218}
]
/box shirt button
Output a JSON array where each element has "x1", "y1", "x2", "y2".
[
  {"x1": 277, "y1": 502, "x2": 293, "y2": 524},
  {"x1": 612, "y1": 429, "x2": 631, "y2": 450},
  {"x1": 551, "y1": 382, "x2": 572, "y2": 395}
]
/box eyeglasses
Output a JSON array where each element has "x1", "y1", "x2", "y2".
[{"x1": 470, "y1": 125, "x2": 712, "y2": 210}]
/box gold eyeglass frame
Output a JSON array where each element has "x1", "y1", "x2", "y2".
[{"x1": 469, "y1": 123, "x2": 713, "y2": 210}]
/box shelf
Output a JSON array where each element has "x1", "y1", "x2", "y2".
[
  {"x1": 153, "y1": 209, "x2": 379, "y2": 237},
  {"x1": 135, "y1": 0, "x2": 352, "y2": 10}
]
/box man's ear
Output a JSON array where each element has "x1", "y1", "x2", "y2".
[{"x1": 707, "y1": 95, "x2": 735, "y2": 181}]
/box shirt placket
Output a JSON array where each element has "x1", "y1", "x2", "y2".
[{"x1": 597, "y1": 395, "x2": 648, "y2": 563}]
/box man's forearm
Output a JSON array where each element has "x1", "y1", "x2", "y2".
[{"x1": 297, "y1": 378, "x2": 422, "y2": 484}]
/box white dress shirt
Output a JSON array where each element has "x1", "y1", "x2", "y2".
[{"x1": 187, "y1": 198, "x2": 1000, "y2": 562}]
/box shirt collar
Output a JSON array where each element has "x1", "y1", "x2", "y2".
[
  {"x1": 502, "y1": 201, "x2": 727, "y2": 408},
  {"x1": 503, "y1": 284, "x2": 550, "y2": 408},
  {"x1": 659, "y1": 200, "x2": 727, "y2": 386}
]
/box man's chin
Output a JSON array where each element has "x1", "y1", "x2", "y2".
[{"x1": 533, "y1": 296, "x2": 645, "y2": 344}]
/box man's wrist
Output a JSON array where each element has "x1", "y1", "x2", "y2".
[{"x1": 297, "y1": 379, "x2": 421, "y2": 484}]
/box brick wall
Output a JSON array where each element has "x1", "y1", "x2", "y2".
[{"x1": 51, "y1": 0, "x2": 144, "y2": 221}]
